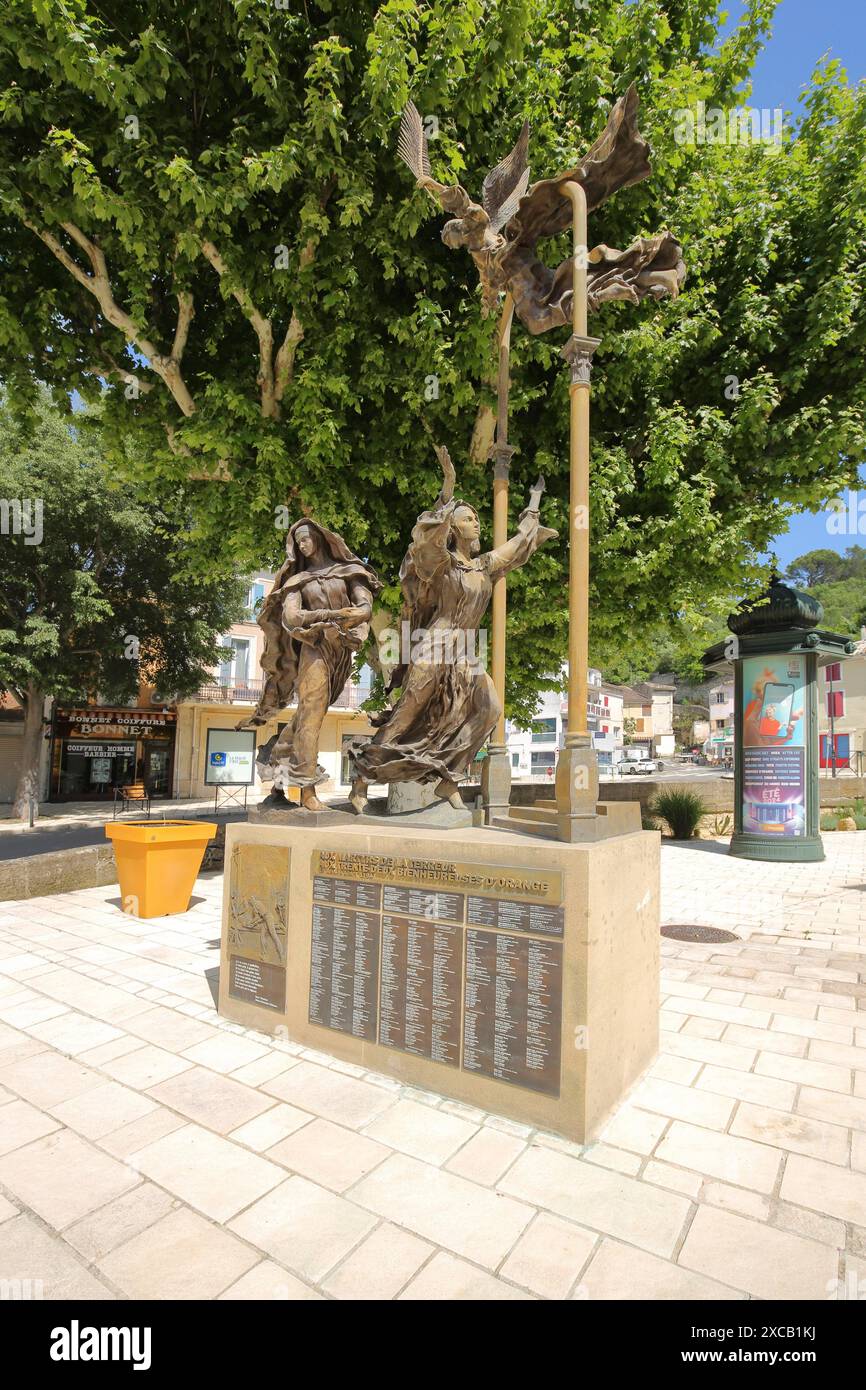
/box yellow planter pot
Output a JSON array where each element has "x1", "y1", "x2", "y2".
[{"x1": 105, "y1": 820, "x2": 217, "y2": 919}]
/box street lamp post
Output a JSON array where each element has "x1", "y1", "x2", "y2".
[
  {"x1": 397, "y1": 88, "x2": 685, "y2": 840},
  {"x1": 481, "y1": 295, "x2": 517, "y2": 824},
  {"x1": 554, "y1": 182, "x2": 602, "y2": 843}
]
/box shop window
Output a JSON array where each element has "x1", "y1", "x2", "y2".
[
  {"x1": 531, "y1": 718, "x2": 557, "y2": 743},
  {"x1": 531, "y1": 750, "x2": 556, "y2": 772},
  {"x1": 58, "y1": 741, "x2": 136, "y2": 798}
]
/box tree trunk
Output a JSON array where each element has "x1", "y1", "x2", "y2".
[{"x1": 12, "y1": 686, "x2": 46, "y2": 821}]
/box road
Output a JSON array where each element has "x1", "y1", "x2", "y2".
[
  {"x1": 603, "y1": 764, "x2": 734, "y2": 783},
  {"x1": 1, "y1": 767, "x2": 734, "y2": 860},
  {"x1": 0, "y1": 812, "x2": 248, "y2": 861}
]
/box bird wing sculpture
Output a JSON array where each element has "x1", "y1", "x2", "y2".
[
  {"x1": 396, "y1": 100, "x2": 432, "y2": 184},
  {"x1": 482, "y1": 120, "x2": 531, "y2": 233},
  {"x1": 504, "y1": 84, "x2": 652, "y2": 247},
  {"x1": 397, "y1": 100, "x2": 484, "y2": 219},
  {"x1": 397, "y1": 84, "x2": 685, "y2": 333},
  {"x1": 397, "y1": 101, "x2": 530, "y2": 229}
]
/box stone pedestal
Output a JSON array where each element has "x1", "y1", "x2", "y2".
[
  {"x1": 387, "y1": 780, "x2": 436, "y2": 814},
  {"x1": 481, "y1": 741, "x2": 512, "y2": 826},
  {"x1": 219, "y1": 819, "x2": 659, "y2": 1143}
]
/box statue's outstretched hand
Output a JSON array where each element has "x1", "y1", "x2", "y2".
[{"x1": 433, "y1": 443, "x2": 456, "y2": 505}]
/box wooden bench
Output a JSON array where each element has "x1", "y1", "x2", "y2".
[{"x1": 113, "y1": 782, "x2": 152, "y2": 819}]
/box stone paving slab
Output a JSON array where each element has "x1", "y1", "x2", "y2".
[{"x1": 0, "y1": 835, "x2": 864, "y2": 1299}]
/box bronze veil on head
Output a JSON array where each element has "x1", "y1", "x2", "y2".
[{"x1": 275, "y1": 519, "x2": 381, "y2": 594}]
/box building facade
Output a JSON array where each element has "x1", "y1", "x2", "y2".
[
  {"x1": 704, "y1": 679, "x2": 735, "y2": 764},
  {"x1": 613, "y1": 679, "x2": 677, "y2": 758},
  {"x1": 506, "y1": 669, "x2": 626, "y2": 778},
  {"x1": 817, "y1": 631, "x2": 866, "y2": 775}
]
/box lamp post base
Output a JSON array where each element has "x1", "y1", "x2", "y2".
[
  {"x1": 555, "y1": 739, "x2": 599, "y2": 842},
  {"x1": 481, "y1": 741, "x2": 512, "y2": 826},
  {"x1": 493, "y1": 739, "x2": 641, "y2": 841}
]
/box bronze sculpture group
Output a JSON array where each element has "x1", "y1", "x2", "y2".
[
  {"x1": 243, "y1": 85, "x2": 684, "y2": 814},
  {"x1": 348, "y1": 450, "x2": 555, "y2": 814},
  {"x1": 242, "y1": 447, "x2": 554, "y2": 812}
]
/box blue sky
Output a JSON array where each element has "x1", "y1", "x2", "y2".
[{"x1": 720, "y1": 0, "x2": 866, "y2": 570}]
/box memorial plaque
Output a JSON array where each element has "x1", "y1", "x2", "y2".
[
  {"x1": 227, "y1": 843, "x2": 290, "y2": 965},
  {"x1": 312, "y1": 875, "x2": 382, "y2": 910},
  {"x1": 463, "y1": 929, "x2": 562, "y2": 1095},
  {"x1": 229, "y1": 955, "x2": 286, "y2": 1012},
  {"x1": 221, "y1": 819, "x2": 661, "y2": 1148},
  {"x1": 382, "y1": 885, "x2": 464, "y2": 924},
  {"x1": 467, "y1": 895, "x2": 563, "y2": 937},
  {"x1": 309, "y1": 851, "x2": 564, "y2": 1091},
  {"x1": 313, "y1": 850, "x2": 562, "y2": 905},
  {"x1": 309, "y1": 904, "x2": 379, "y2": 1040},
  {"x1": 379, "y1": 915, "x2": 462, "y2": 1066}
]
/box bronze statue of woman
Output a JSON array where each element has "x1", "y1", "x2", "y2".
[
  {"x1": 239, "y1": 519, "x2": 380, "y2": 811},
  {"x1": 348, "y1": 446, "x2": 556, "y2": 813}
]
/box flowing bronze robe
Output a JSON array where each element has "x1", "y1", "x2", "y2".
[{"x1": 242, "y1": 522, "x2": 380, "y2": 789}]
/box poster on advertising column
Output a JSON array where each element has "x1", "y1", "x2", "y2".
[{"x1": 741, "y1": 655, "x2": 806, "y2": 837}]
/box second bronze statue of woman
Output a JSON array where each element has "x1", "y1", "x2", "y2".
[
  {"x1": 240, "y1": 519, "x2": 380, "y2": 812},
  {"x1": 348, "y1": 445, "x2": 556, "y2": 813}
]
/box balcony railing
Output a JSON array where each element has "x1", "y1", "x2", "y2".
[
  {"x1": 560, "y1": 700, "x2": 607, "y2": 720},
  {"x1": 194, "y1": 680, "x2": 368, "y2": 710}
]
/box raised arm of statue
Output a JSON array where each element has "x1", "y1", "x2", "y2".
[
  {"x1": 432, "y1": 442, "x2": 456, "y2": 508},
  {"x1": 487, "y1": 478, "x2": 557, "y2": 578},
  {"x1": 406, "y1": 442, "x2": 460, "y2": 580}
]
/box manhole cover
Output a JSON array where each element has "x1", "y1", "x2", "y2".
[{"x1": 661, "y1": 924, "x2": 738, "y2": 943}]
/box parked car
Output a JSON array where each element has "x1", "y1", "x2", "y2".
[{"x1": 623, "y1": 758, "x2": 659, "y2": 774}]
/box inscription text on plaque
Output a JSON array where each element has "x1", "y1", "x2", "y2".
[{"x1": 308, "y1": 852, "x2": 564, "y2": 1095}]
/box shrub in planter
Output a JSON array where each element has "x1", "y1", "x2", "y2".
[{"x1": 649, "y1": 790, "x2": 708, "y2": 840}]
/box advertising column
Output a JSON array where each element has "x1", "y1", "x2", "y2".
[{"x1": 740, "y1": 655, "x2": 807, "y2": 839}]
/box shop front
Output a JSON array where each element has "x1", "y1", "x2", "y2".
[{"x1": 50, "y1": 707, "x2": 177, "y2": 801}]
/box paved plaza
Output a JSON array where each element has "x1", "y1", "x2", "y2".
[{"x1": 0, "y1": 834, "x2": 865, "y2": 1301}]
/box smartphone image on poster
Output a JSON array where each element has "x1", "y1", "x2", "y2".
[{"x1": 758, "y1": 682, "x2": 794, "y2": 739}]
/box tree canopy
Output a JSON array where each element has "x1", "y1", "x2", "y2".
[
  {"x1": 0, "y1": 397, "x2": 245, "y2": 707},
  {"x1": 785, "y1": 545, "x2": 866, "y2": 635},
  {"x1": 1, "y1": 0, "x2": 864, "y2": 719},
  {"x1": 0, "y1": 395, "x2": 245, "y2": 812}
]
